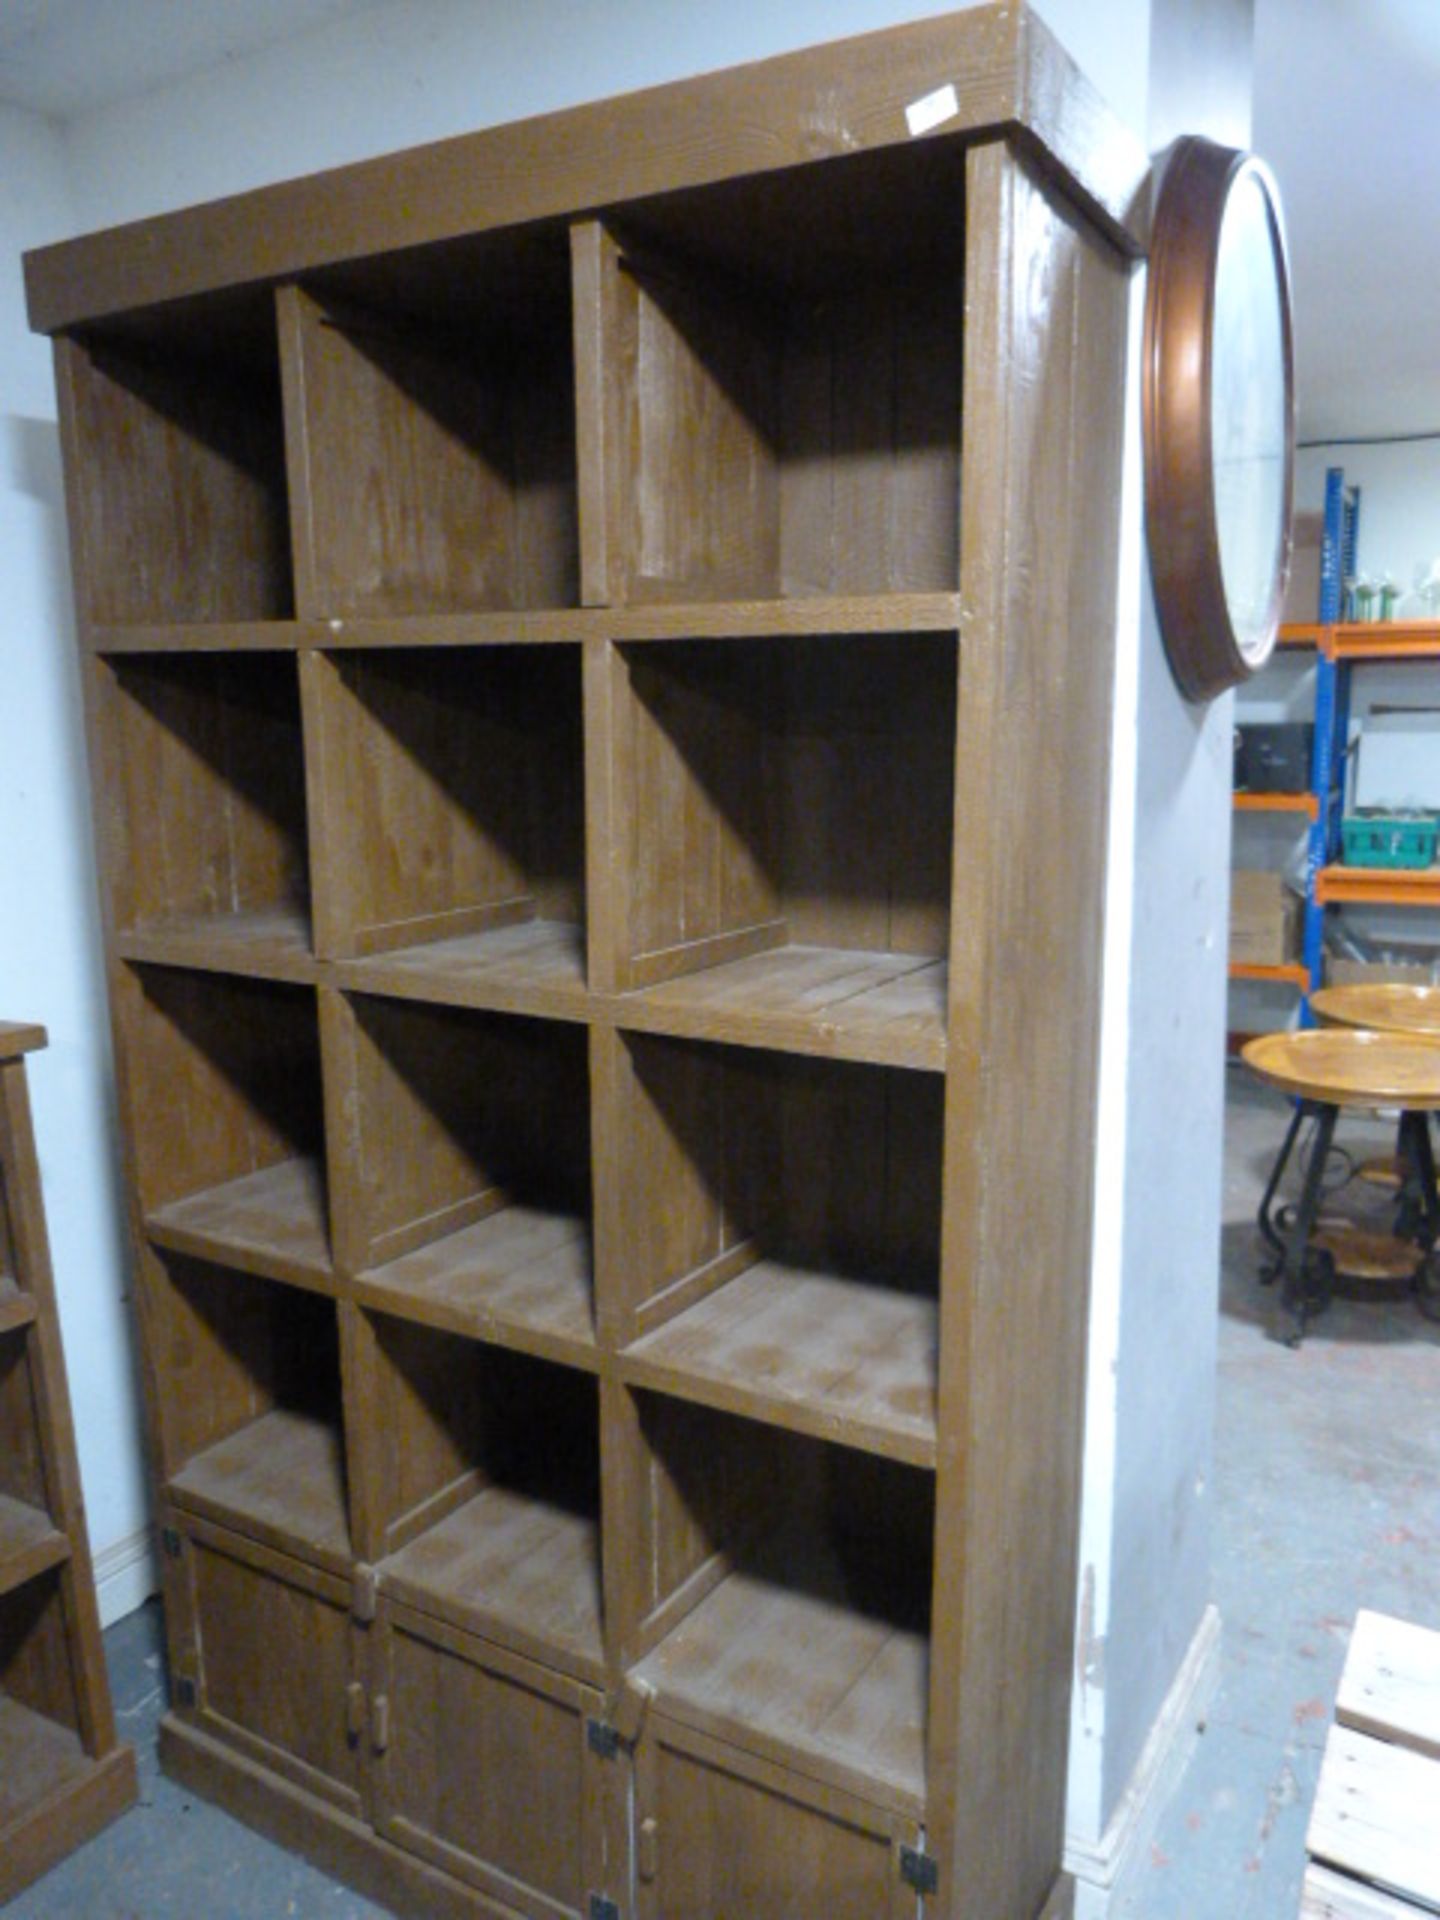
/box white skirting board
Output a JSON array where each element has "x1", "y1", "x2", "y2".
[
  {"x1": 93, "y1": 1524, "x2": 158, "y2": 1628},
  {"x1": 1067, "y1": 1603, "x2": 1223, "y2": 1920}
]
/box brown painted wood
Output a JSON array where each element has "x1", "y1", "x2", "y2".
[
  {"x1": 26, "y1": 6, "x2": 1144, "y2": 335},
  {"x1": 925, "y1": 139, "x2": 1129, "y2": 1919},
  {"x1": 37, "y1": 20, "x2": 1140, "y2": 1917},
  {"x1": 634, "y1": 1712, "x2": 921, "y2": 1919},
  {"x1": 372, "y1": 1601, "x2": 619, "y2": 1917},
  {"x1": 0, "y1": 1038, "x2": 137, "y2": 1896}
]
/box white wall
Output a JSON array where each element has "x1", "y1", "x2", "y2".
[
  {"x1": 0, "y1": 104, "x2": 151, "y2": 1623},
  {"x1": 14, "y1": 0, "x2": 1234, "y2": 1889}
]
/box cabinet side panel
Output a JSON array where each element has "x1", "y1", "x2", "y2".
[{"x1": 928, "y1": 142, "x2": 1129, "y2": 1919}]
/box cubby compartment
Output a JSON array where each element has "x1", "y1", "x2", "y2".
[
  {"x1": 360, "y1": 1317, "x2": 603, "y2": 1685},
  {"x1": 164, "y1": 1511, "x2": 365, "y2": 1817},
  {"x1": 148, "y1": 1249, "x2": 350, "y2": 1573},
  {"x1": 60, "y1": 291, "x2": 292, "y2": 626},
  {"x1": 99, "y1": 652, "x2": 311, "y2": 970},
  {"x1": 0, "y1": 1167, "x2": 24, "y2": 1333},
  {"x1": 335, "y1": 993, "x2": 595, "y2": 1365},
  {"x1": 603, "y1": 630, "x2": 955, "y2": 1061},
  {"x1": 610, "y1": 1031, "x2": 941, "y2": 1464},
  {"x1": 282, "y1": 230, "x2": 578, "y2": 616},
  {"x1": 1, "y1": 1573, "x2": 88, "y2": 1836},
  {"x1": 0, "y1": 1329, "x2": 68, "y2": 1598},
  {"x1": 576, "y1": 168, "x2": 963, "y2": 608},
  {"x1": 626, "y1": 1393, "x2": 932, "y2": 1818},
  {"x1": 308, "y1": 645, "x2": 585, "y2": 992},
  {"x1": 122, "y1": 967, "x2": 330, "y2": 1287}
]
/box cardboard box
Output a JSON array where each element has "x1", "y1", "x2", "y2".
[
  {"x1": 1282, "y1": 510, "x2": 1323, "y2": 626},
  {"x1": 1230, "y1": 870, "x2": 1301, "y2": 966},
  {"x1": 1327, "y1": 958, "x2": 1437, "y2": 988}
]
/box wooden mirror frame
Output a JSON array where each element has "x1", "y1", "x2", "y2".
[{"x1": 1144, "y1": 136, "x2": 1295, "y2": 704}]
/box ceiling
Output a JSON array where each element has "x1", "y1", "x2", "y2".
[{"x1": 0, "y1": 0, "x2": 1434, "y2": 441}]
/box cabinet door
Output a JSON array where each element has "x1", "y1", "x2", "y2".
[
  {"x1": 636, "y1": 1713, "x2": 920, "y2": 1920},
  {"x1": 373, "y1": 1600, "x2": 625, "y2": 1920},
  {"x1": 168, "y1": 1511, "x2": 366, "y2": 1818}
]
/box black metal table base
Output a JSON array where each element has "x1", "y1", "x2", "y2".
[{"x1": 1257, "y1": 1104, "x2": 1440, "y2": 1347}]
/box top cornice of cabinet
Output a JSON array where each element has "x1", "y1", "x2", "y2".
[{"x1": 24, "y1": 3, "x2": 1146, "y2": 335}]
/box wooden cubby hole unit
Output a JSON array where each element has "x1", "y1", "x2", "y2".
[
  {"x1": 592, "y1": 628, "x2": 956, "y2": 1068},
  {"x1": 617, "y1": 1389, "x2": 932, "y2": 1823},
  {"x1": 308, "y1": 644, "x2": 586, "y2": 998},
  {"x1": 96, "y1": 650, "x2": 311, "y2": 974},
  {"x1": 146, "y1": 1248, "x2": 351, "y2": 1576},
  {"x1": 355, "y1": 1315, "x2": 603, "y2": 1686},
  {"x1": 331, "y1": 991, "x2": 596, "y2": 1366},
  {"x1": 57, "y1": 292, "x2": 293, "y2": 630},
  {"x1": 602, "y1": 1029, "x2": 940, "y2": 1465},
  {"x1": 121, "y1": 966, "x2": 331, "y2": 1289}
]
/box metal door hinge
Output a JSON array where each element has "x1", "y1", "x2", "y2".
[
  {"x1": 587, "y1": 1717, "x2": 621, "y2": 1759},
  {"x1": 900, "y1": 1846, "x2": 939, "y2": 1895},
  {"x1": 161, "y1": 1526, "x2": 182, "y2": 1559},
  {"x1": 588, "y1": 1896, "x2": 620, "y2": 1920},
  {"x1": 174, "y1": 1675, "x2": 198, "y2": 1709}
]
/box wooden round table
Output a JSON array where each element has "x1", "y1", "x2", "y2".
[
  {"x1": 1310, "y1": 982, "x2": 1440, "y2": 1039},
  {"x1": 1241, "y1": 1028, "x2": 1440, "y2": 1344}
]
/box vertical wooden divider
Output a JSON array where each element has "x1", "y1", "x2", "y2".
[
  {"x1": 571, "y1": 219, "x2": 630, "y2": 611},
  {"x1": 926, "y1": 139, "x2": 1129, "y2": 1920}
]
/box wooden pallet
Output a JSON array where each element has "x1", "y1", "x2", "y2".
[{"x1": 1303, "y1": 1610, "x2": 1440, "y2": 1916}]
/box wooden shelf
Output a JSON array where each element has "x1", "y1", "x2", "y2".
[
  {"x1": 336, "y1": 920, "x2": 588, "y2": 1023},
  {"x1": 353, "y1": 1204, "x2": 596, "y2": 1369},
  {"x1": 0, "y1": 1279, "x2": 37, "y2": 1337},
  {"x1": 117, "y1": 907, "x2": 315, "y2": 983},
  {"x1": 147, "y1": 1156, "x2": 332, "y2": 1293},
  {"x1": 379, "y1": 1485, "x2": 604, "y2": 1688},
  {"x1": 1228, "y1": 962, "x2": 1310, "y2": 986},
  {"x1": 1329, "y1": 620, "x2": 1440, "y2": 661},
  {"x1": 614, "y1": 945, "x2": 947, "y2": 1072},
  {"x1": 0, "y1": 1695, "x2": 134, "y2": 1894},
  {"x1": 1233, "y1": 791, "x2": 1319, "y2": 819},
  {"x1": 0, "y1": 1493, "x2": 70, "y2": 1600},
  {"x1": 1316, "y1": 865, "x2": 1440, "y2": 907},
  {"x1": 622, "y1": 1261, "x2": 936, "y2": 1469},
  {"x1": 635, "y1": 1566, "x2": 927, "y2": 1820},
  {"x1": 169, "y1": 1407, "x2": 350, "y2": 1574}
]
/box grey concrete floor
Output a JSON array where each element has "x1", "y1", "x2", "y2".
[{"x1": 10, "y1": 1070, "x2": 1440, "y2": 1918}]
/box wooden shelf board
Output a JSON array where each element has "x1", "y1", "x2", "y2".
[
  {"x1": 147, "y1": 1156, "x2": 333, "y2": 1293},
  {"x1": 89, "y1": 620, "x2": 310, "y2": 654},
  {"x1": 1316, "y1": 865, "x2": 1440, "y2": 908},
  {"x1": 169, "y1": 1406, "x2": 351, "y2": 1574},
  {"x1": 335, "y1": 920, "x2": 588, "y2": 1023},
  {"x1": 354, "y1": 1205, "x2": 597, "y2": 1369},
  {"x1": 1330, "y1": 620, "x2": 1440, "y2": 661},
  {"x1": 1307, "y1": 1723, "x2": 1440, "y2": 1910},
  {"x1": 635, "y1": 1566, "x2": 928, "y2": 1819},
  {"x1": 118, "y1": 907, "x2": 316, "y2": 983},
  {"x1": 1229, "y1": 962, "x2": 1310, "y2": 987},
  {"x1": 613, "y1": 945, "x2": 947, "y2": 1072},
  {"x1": 622, "y1": 1260, "x2": 937, "y2": 1469},
  {"x1": 0, "y1": 1695, "x2": 92, "y2": 1832},
  {"x1": 1233, "y1": 791, "x2": 1319, "y2": 819},
  {"x1": 0, "y1": 1023, "x2": 47, "y2": 1059},
  {"x1": 379, "y1": 1484, "x2": 604, "y2": 1687},
  {"x1": 0, "y1": 1278, "x2": 37, "y2": 1337},
  {"x1": 606, "y1": 592, "x2": 962, "y2": 643},
  {"x1": 0, "y1": 1699, "x2": 136, "y2": 1903},
  {"x1": 1337, "y1": 1609, "x2": 1440, "y2": 1763},
  {"x1": 0, "y1": 1492, "x2": 70, "y2": 1599}
]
